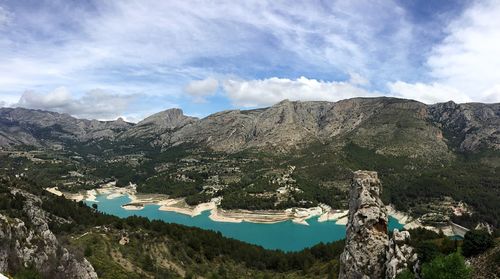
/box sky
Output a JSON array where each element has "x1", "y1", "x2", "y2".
[{"x1": 0, "y1": 0, "x2": 499, "y2": 122}]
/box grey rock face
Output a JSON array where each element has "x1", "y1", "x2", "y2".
[
  {"x1": 339, "y1": 170, "x2": 389, "y2": 279},
  {"x1": 386, "y1": 229, "x2": 419, "y2": 279},
  {"x1": 120, "y1": 108, "x2": 197, "y2": 141},
  {"x1": 0, "y1": 189, "x2": 98, "y2": 279},
  {"x1": 339, "y1": 171, "x2": 419, "y2": 279},
  {"x1": 0, "y1": 107, "x2": 133, "y2": 147},
  {"x1": 128, "y1": 98, "x2": 499, "y2": 154},
  {"x1": 429, "y1": 101, "x2": 500, "y2": 151},
  {"x1": 1, "y1": 98, "x2": 498, "y2": 154},
  {"x1": 170, "y1": 98, "x2": 393, "y2": 152}
]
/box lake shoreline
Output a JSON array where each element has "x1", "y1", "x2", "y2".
[{"x1": 46, "y1": 184, "x2": 389, "y2": 226}]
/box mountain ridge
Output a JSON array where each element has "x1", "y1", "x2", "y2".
[{"x1": 1, "y1": 97, "x2": 498, "y2": 154}]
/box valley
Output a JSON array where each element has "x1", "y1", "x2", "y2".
[
  {"x1": 1, "y1": 97, "x2": 499, "y2": 231},
  {"x1": 0, "y1": 97, "x2": 499, "y2": 278}
]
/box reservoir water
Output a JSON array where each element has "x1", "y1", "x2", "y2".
[{"x1": 87, "y1": 194, "x2": 404, "y2": 252}]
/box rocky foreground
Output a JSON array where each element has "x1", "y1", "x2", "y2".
[
  {"x1": 340, "y1": 171, "x2": 418, "y2": 279},
  {"x1": 0, "y1": 189, "x2": 98, "y2": 278}
]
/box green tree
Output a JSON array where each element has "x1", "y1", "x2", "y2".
[
  {"x1": 462, "y1": 230, "x2": 494, "y2": 257},
  {"x1": 14, "y1": 267, "x2": 43, "y2": 279},
  {"x1": 421, "y1": 252, "x2": 472, "y2": 279},
  {"x1": 416, "y1": 241, "x2": 440, "y2": 263},
  {"x1": 395, "y1": 269, "x2": 414, "y2": 279},
  {"x1": 84, "y1": 245, "x2": 93, "y2": 257}
]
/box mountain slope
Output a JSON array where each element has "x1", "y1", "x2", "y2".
[
  {"x1": 118, "y1": 108, "x2": 197, "y2": 145},
  {"x1": 429, "y1": 101, "x2": 500, "y2": 151},
  {"x1": 0, "y1": 107, "x2": 133, "y2": 148},
  {"x1": 1, "y1": 98, "x2": 498, "y2": 155}
]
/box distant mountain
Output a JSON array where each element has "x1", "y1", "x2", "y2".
[
  {"x1": 429, "y1": 101, "x2": 500, "y2": 151},
  {"x1": 119, "y1": 108, "x2": 197, "y2": 142},
  {"x1": 0, "y1": 107, "x2": 133, "y2": 148},
  {"x1": 0, "y1": 97, "x2": 499, "y2": 154}
]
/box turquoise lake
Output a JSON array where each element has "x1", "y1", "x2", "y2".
[{"x1": 87, "y1": 194, "x2": 404, "y2": 252}]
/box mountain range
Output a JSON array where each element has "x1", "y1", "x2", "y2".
[{"x1": 1, "y1": 97, "x2": 499, "y2": 154}]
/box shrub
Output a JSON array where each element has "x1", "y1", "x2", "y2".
[
  {"x1": 395, "y1": 269, "x2": 414, "y2": 279},
  {"x1": 462, "y1": 230, "x2": 494, "y2": 257},
  {"x1": 416, "y1": 241, "x2": 440, "y2": 263},
  {"x1": 421, "y1": 252, "x2": 471, "y2": 279}
]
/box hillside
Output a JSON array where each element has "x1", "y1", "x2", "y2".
[
  {"x1": 1, "y1": 170, "x2": 497, "y2": 278},
  {"x1": 0, "y1": 176, "x2": 346, "y2": 278}
]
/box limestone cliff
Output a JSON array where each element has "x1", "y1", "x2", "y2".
[
  {"x1": 339, "y1": 170, "x2": 389, "y2": 278},
  {"x1": 339, "y1": 171, "x2": 418, "y2": 279},
  {"x1": 386, "y1": 229, "x2": 418, "y2": 278},
  {"x1": 0, "y1": 189, "x2": 97, "y2": 279}
]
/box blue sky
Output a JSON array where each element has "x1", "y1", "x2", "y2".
[{"x1": 0, "y1": 0, "x2": 499, "y2": 121}]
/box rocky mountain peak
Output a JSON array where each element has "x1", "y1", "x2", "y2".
[
  {"x1": 272, "y1": 99, "x2": 292, "y2": 106},
  {"x1": 137, "y1": 108, "x2": 197, "y2": 129},
  {"x1": 429, "y1": 101, "x2": 500, "y2": 151},
  {"x1": 120, "y1": 108, "x2": 198, "y2": 140}
]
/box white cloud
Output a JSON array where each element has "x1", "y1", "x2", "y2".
[
  {"x1": 0, "y1": 92, "x2": 20, "y2": 107},
  {"x1": 184, "y1": 77, "x2": 218, "y2": 103},
  {"x1": 16, "y1": 87, "x2": 140, "y2": 120},
  {"x1": 0, "y1": 0, "x2": 496, "y2": 112},
  {"x1": 387, "y1": 81, "x2": 470, "y2": 104},
  {"x1": 18, "y1": 87, "x2": 72, "y2": 108},
  {"x1": 386, "y1": 0, "x2": 500, "y2": 104},
  {"x1": 348, "y1": 72, "x2": 369, "y2": 86},
  {"x1": 422, "y1": 0, "x2": 500, "y2": 103},
  {"x1": 0, "y1": 1, "x2": 419, "y2": 103},
  {"x1": 223, "y1": 76, "x2": 378, "y2": 107},
  {"x1": 0, "y1": 100, "x2": 5, "y2": 107},
  {"x1": 428, "y1": 0, "x2": 500, "y2": 87}
]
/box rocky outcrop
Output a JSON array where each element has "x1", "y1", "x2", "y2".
[
  {"x1": 339, "y1": 171, "x2": 419, "y2": 279},
  {"x1": 339, "y1": 170, "x2": 389, "y2": 279},
  {"x1": 0, "y1": 189, "x2": 97, "y2": 279},
  {"x1": 120, "y1": 108, "x2": 197, "y2": 141},
  {"x1": 386, "y1": 229, "x2": 419, "y2": 279}
]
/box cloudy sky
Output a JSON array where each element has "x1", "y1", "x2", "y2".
[{"x1": 0, "y1": 0, "x2": 499, "y2": 121}]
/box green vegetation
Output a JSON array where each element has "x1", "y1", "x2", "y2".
[
  {"x1": 407, "y1": 228, "x2": 460, "y2": 264},
  {"x1": 1, "y1": 176, "x2": 345, "y2": 278},
  {"x1": 13, "y1": 267, "x2": 43, "y2": 279},
  {"x1": 421, "y1": 252, "x2": 471, "y2": 279},
  {"x1": 395, "y1": 269, "x2": 415, "y2": 279},
  {"x1": 2, "y1": 133, "x2": 498, "y2": 229},
  {"x1": 2, "y1": 169, "x2": 497, "y2": 278},
  {"x1": 462, "y1": 229, "x2": 494, "y2": 257}
]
